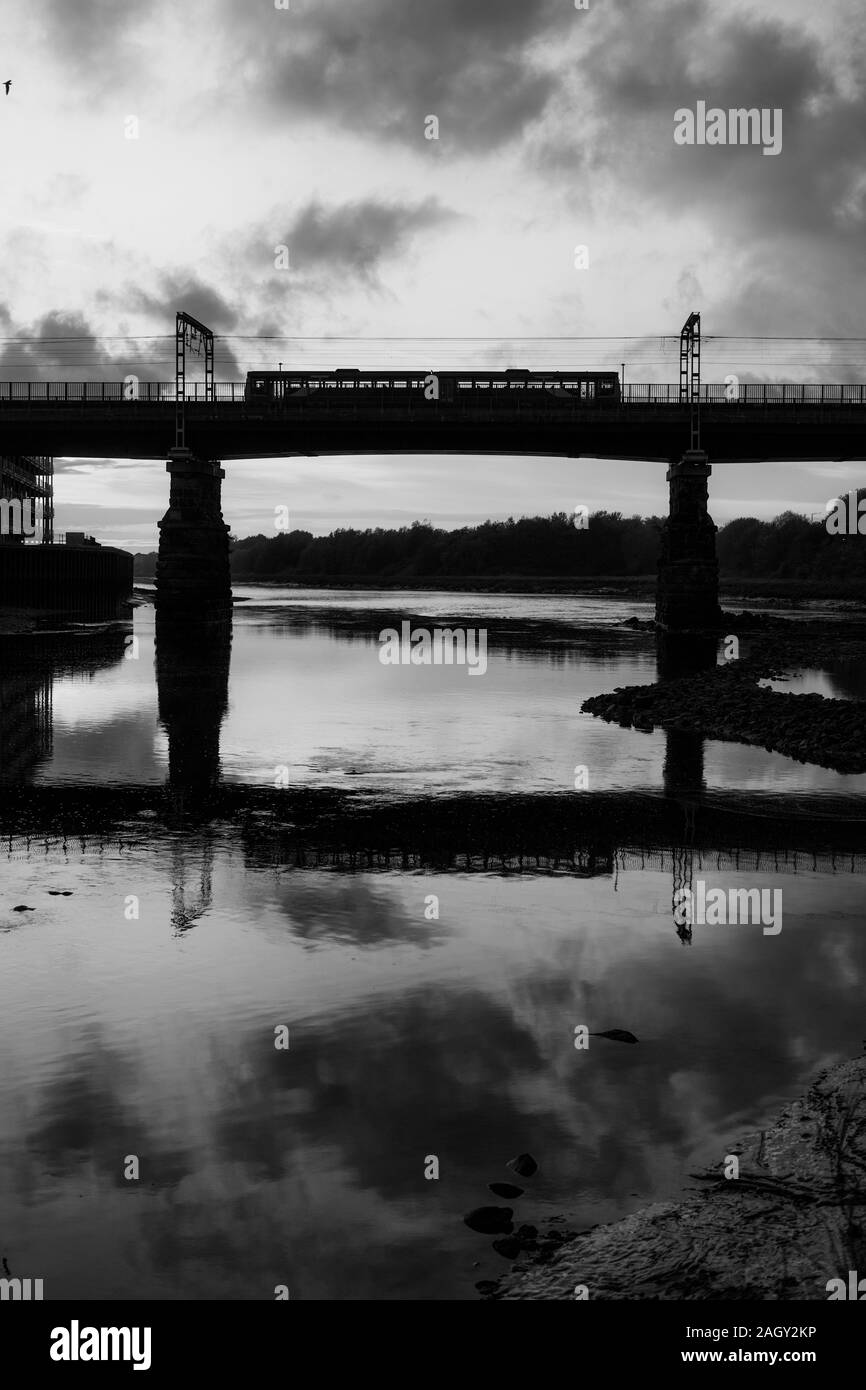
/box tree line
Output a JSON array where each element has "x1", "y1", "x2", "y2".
[{"x1": 132, "y1": 504, "x2": 866, "y2": 583}]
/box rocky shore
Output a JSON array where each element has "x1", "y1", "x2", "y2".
[
  {"x1": 483, "y1": 1055, "x2": 866, "y2": 1300},
  {"x1": 583, "y1": 613, "x2": 866, "y2": 774}
]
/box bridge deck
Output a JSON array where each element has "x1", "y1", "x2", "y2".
[{"x1": 0, "y1": 397, "x2": 863, "y2": 460}]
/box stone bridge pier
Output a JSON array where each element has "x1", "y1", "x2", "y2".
[
  {"x1": 655, "y1": 448, "x2": 723, "y2": 632},
  {"x1": 155, "y1": 447, "x2": 232, "y2": 619}
]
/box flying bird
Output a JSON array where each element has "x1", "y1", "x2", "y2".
[{"x1": 3, "y1": 81, "x2": 11, "y2": 95}]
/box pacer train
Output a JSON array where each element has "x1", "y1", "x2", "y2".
[{"x1": 244, "y1": 368, "x2": 621, "y2": 406}]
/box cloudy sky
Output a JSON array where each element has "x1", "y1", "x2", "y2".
[{"x1": 2, "y1": 0, "x2": 865, "y2": 549}]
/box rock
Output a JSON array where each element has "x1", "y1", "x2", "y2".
[
  {"x1": 507, "y1": 1153, "x2": 538, "y2": 1178},
  {"x1": 488, "y1": 1182, "x2": 524, "y2": 1199},
  {"x1": 475, "y1": 1280, "x2": 499, "y2": 1295},
  {"x1": 464, "y1": 1206, "x2": 514, "y2": 1235},
  {"x1": 516, "y1": 1224, "x2": 538, "y2": 1240},
  {"x1": 492, "y1": 1237, "x2": 523, "y2": 1260}
]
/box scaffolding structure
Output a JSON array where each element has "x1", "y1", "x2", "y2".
[{"x1": 0, "y1": 455, "x2": 54, "y2": 544}]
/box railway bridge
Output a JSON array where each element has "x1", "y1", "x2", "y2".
[{"x1": 1, "y1": 312, "x2": 863, "y2": 628}]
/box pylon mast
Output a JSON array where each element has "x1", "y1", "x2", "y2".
[
  {"x1": 679, "y1": 312, "x2": 701, "y2": 451},
  {"x1": 175, "y1": 312, "x2": 215, "y2": 451}
]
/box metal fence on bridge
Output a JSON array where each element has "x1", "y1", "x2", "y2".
[{"x1": 0, "y1": 381, "x2": 865, "y2": 405}]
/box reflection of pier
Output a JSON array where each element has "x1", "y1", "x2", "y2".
[{"x1": 155, "y1": 613, "x2": 231, "y2": 929}]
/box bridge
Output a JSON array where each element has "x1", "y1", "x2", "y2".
[
  {"x1": 0, "y1": 382, "x2": 864, "y2": 462},
  {"x1": 1, "y1": 311, "x2": 863, "y2": 628}
]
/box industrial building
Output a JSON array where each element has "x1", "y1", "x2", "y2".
[{"x1": 0, "y1": 454, "x2": 53, "y2": 544}]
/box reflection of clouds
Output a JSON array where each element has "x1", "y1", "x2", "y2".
[
  {"x1": 23, "y1": 1028, "x2": 193, "y2": 1192},
  {"x1": 248, "y1": 873, "x2": 451, "y2": 952},
  {"x1": 3, "y1": 849, "x2": 866, "y2": 1297}
]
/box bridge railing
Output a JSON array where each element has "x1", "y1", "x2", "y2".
[
  {"x1": 622, "y1": 383, "x2": 866, "y2": 405},
  {"x1": 0, "y1": 382, "x2": 864, "y2": 405},
  {"x1": 0, "y1": 382, "x2": 247, "y2": 403}
]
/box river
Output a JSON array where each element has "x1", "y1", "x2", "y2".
[{"x1": 0, "y1": 588, "x2": 864, "y2": 1299}]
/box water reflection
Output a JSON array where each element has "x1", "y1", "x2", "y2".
[
  {"x1": 0, "y1": 627, "x2": 130, "y2": 783},
  {"x1": 156, "y1": 614, "x2": 232, "y2": 799},
  {"x1": 2, "y1": 845, "x2": 866, "y2": 1299},
  {"x1": 761, "y1": 666, "x2": 866, "y2": 701},
  {"x1": 1, "y1": 599, "x2": 866, "y2": 1299}
]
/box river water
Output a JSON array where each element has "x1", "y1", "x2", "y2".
[{"x1": 1, "y1": 589, "x2": 864, "y2": 1299}]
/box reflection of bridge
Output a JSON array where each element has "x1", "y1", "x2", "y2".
[
  {"x1": 3, "y1": 790, "x2": 863, "y2": 946},
  {"x1": 2, "y1": 786, "x2": 864, "y2": 860},
  {"x1": 2, "y1": 613, "x2": 864, "y2": 943}
]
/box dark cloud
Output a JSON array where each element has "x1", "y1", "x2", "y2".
[
  {"x1": 129, "y1": 276, "x2": 239, "y2": 334},
  {"x1": 0, "y1": 309, "x2": 123, "y2": 381},
  {"x1": 279, "y1": 196, "x2": 458, "y2": 278},
  {"x1": 39, "y1": 0, "x2": 158, "y2": 89},
  {"x1": 0, "y1": 302, "x2": 241, "y2": 383},
  {"x1": 218, "y1": 0, "x2": 565, "y2": 151},
  {"x1": 531, "y1": 0, "x2": 866, "y2": 333},
  {"x1": 123, "y1": 277, "x2": 243, "y2": 375}
]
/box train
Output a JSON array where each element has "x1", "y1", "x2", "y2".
[{"x1": 244, "y1": 367, "x2": 622, "y2": 406}]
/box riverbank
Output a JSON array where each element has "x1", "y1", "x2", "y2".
[{"x1": 483, "y1": 1053, "x2": 866, "y2": 1300}]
